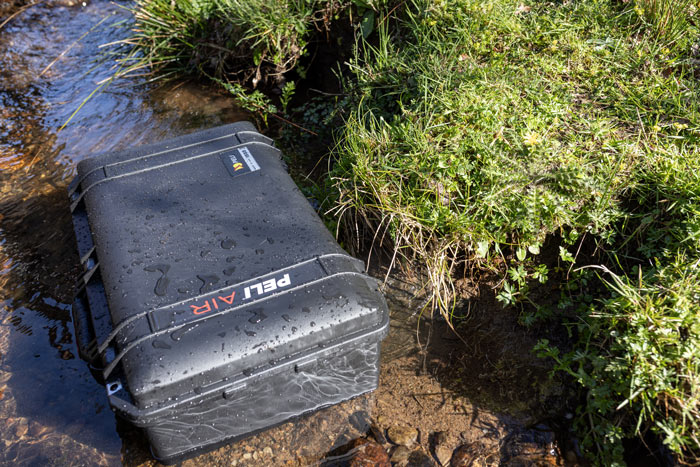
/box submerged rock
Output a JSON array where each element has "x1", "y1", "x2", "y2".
[
  {"x1": 450, "y1": 443, "x2": 497, "y2": 467},
  {"x1": 345, "y1": 438, "x2": 390, "y2": 467},
  {"x1": 391, "y1": 445, "x2": 411, "y2": 465},
  {"x1": 387, "y1": 425, "x2": 419, "y2": 446},
  {"x1": 370, "y1": 423, "x2": 388, "y2": 445},
  {"x1": 407, "y1": 449, "x2": 437, "y2": 466},
  {"x1": 432, "y1": 431, "x2": 451, "y2": 466},
  {"x1": 435, "y1": 445, "x2": 452, "y2": 466}
]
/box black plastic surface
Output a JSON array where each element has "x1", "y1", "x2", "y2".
[{"x1": 69, "y1": 122, "x2": 389, "y2": 462}]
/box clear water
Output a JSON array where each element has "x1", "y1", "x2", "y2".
[{"x1": 0, "y1": 2, "x2": 246, "y2": 464}]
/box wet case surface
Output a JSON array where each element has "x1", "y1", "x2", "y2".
[{"x1": 68, "y1": 121, "x2": 389, "y2": 463}]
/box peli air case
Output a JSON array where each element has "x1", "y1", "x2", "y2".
[{"x1": 68, "y1": 121, "x2": 389, "y2": 463}]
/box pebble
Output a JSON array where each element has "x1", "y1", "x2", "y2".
[
  {"x1": 349, "y1": 410, "x2": 371, "y2": 431},
  {"x1": 13, "y1": 417, "x2": 28, "y2": 438},
  {"x1": 432, "y1": 431, "x2": 449, "y2": 446},
  {"x1": 29, "y1": 421, "x2": 48, "y2": 438},
  {"x1": 407, "y1": 449, "x2": 437, "y2": 466},
  {"x1": 345, "y1": 438, "x2": 390, "y2": 467},
  {"x1": 435, "y1": 445, "x2": 452, "y2": 466},
  {"x1": 391, "y1": 445, "x2": 411, "y2": 465},
  {"x1": 369, "y1": 424, "x2": 387, "y2": 445},
  {"x1": 263, "y1": 446, "x2": 273, "y2": 456},
  {"x1": 387, "y1": 425, "x2": 418, "y2": 446},
  {"x1": 450, "y1": 443, "x2": 492, "y2": 467},
  {"x1": 242, "y1": 452, "x2": 252, "y2": 460}
]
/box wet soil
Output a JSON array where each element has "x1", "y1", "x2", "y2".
[{"x1": 1, "y1": 1, "x2": 573, "y2": 465}]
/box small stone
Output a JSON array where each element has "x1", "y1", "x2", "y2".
[
  {"x1": 369, "y1": 424, "x2": 387, "y2": 445},
  {"x1": 252, "y1": 451, "x2": 259, "y2": 460},
  {"x1": 232, "y1": 460, "x2": 238, "y2": 466},
  {"x1": 29, "y1": 421, "x2": 48, "y2": 438},
  {"x1": 349, "y1": 410, "x2": 371, "y2": 432},
  {"x1": 450, "y1": 443, "x2": 485, "y2": 467},
  {"x1": 376, "y1": 415, "x2": 389, "y2": 426},
  {"x1": 407, "y1": 450, "x2": 437, "y2": 466},
  {"x1": 435, "y1": 445, "x2": 452, "y2": 466},
  {"x1": 345, "y1": 438, "x2": 390, "y2": 467},
  {"x1": 263, "y1": 446, "x2": 273, "y2": 456},
  {"x1": 13, "y1": 418, "x2": 28, "y2": 438},
  {"x1": 387, "y1": 425, "x2": 418, "y2": 446},
  {"x1": 391, "y1": 445, "x2": 411, "y2": 465},
  {"x1": 432, "y1": 431, "x2": 449, "y2": 447},
  {"x1": 242, "y1": 452, "x2": 252, "y2": 460}
]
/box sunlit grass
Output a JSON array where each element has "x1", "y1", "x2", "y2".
[{"x1": 331, "y1": 0, "x2": 700, "y2": 462}]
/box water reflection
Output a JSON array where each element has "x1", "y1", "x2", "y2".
[{"x1": 0, "y1": 1, "x2": 246, "y2": 464}]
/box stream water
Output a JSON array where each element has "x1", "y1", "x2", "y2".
[{"x1": 0, "y1": 2, "x2": 566, "y2": 466}]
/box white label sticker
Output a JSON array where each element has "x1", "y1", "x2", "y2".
[{"x1": 238, "y1": 147, "x2": 260, "y2": 172}]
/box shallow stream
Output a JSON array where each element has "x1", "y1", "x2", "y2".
[{"x1": 0, "y1": 2, "x2": 565, "y2": 465}]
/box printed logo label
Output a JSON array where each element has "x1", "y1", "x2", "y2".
[
  {"x1": 244, "y1": 274, "x2": 290, "y2": 299},
  {"x1": 149, "y1": 259, "x2": 326, "y2": 331},
  {"x1": 188, "y1": 273, "x2": 291, "y2": 316},
  {"x1": 220, "y1": 146, "x2": 261, "y2": 177}
]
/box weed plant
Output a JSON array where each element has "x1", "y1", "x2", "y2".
[
  {"x1": 118, "y1": 0, "x2": 355, "y2": 87},
  {"x1": 330, "y1": 0, "x2": 700, "y2": 463}
]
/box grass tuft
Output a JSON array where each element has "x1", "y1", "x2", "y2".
[
  {"x1": 117, "y1": 0, "x2": 353, "y2": 87},
  {"x1": 331, "y1": 0, "x2": 700, "y2": 462}
]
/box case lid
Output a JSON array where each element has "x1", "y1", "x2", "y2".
[{"x1": 70, "y1": 122, "x2": 389, "y2": 412}]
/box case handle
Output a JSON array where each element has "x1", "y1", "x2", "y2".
[{"x1": 72, "y1": 285, "x2": 101, "y2": 366}]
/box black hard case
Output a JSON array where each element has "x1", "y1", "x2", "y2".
[{"x1": 68, "y1": 122, "x2": 389, "y2": 463}]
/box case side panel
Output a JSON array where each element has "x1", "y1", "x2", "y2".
[{"x1": 144, "y1": 336, "x2": 382, "y2": 463}]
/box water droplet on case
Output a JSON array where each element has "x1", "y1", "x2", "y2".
[
  {"x1": 247, "y1": 308, "x2": 267, "y2": 324},
  {"x1": 197, "y1": 274, "x2": 220, "y2": 293},
  {"x1": 144, "y1": 264, "x2": 171, "y2": 296},
  {"x1": 221, "y1": 239, "x2": 236, "y2": 249}
]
